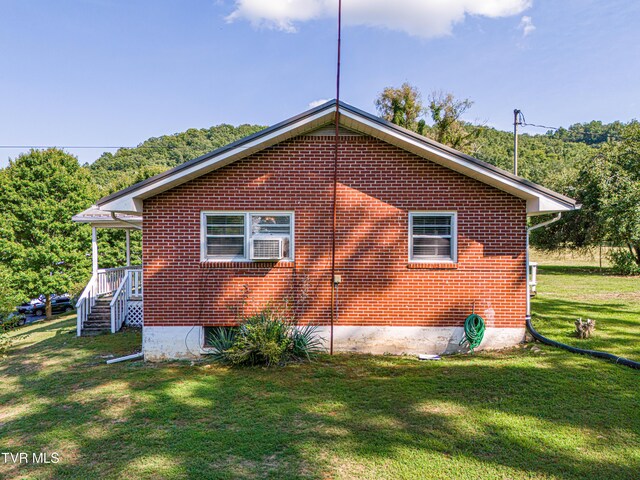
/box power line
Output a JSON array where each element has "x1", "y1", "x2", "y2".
[{"x1": 515, "y1": 111, "x2": 559, "y2": 131}]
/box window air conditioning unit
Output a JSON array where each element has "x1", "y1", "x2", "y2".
[{"x1": 251, "y1": 236, "x2": 285, "y2": 260}]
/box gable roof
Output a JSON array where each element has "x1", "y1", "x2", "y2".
[{"x1": 94, "y1": 100, "x2": 579, "y2": 215}]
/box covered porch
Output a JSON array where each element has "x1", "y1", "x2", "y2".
[{"x1": 72, "y1": 206, "x2": 144, "y2": 336}]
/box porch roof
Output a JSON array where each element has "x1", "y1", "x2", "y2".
[{"x1": 72, "y1": 205, "x2": 142, "y2": 229}]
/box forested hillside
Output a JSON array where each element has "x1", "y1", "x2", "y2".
[
  {"x1": 89, "y1": 124, "x2": 266, "y2": 195},
  {"x1": 87, "y1": 119, "x2": 606, "y2": 201},
  {"x1": 471, "y1": 125, "x2": 595, "y2": 197}
]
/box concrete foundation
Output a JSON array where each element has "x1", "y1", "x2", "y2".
[
  {"x1": 143, "y1": 325, "x2": 525, "y2": 361},
  {"x1": 315, "y1": 326, "x2": 525, "y2": 355},
  {"x1": 143, "y1": 326, "x2": 207, "y2": 361}
]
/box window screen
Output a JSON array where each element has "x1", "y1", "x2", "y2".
[
  {"x1": 205, "y1": 214, "x2": 245, "y2": 257},
  {"x1": 411, "y1": 214, "x2": 455, "y2": 261}
]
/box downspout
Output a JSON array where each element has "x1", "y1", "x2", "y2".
[{"x1": 526, "y1": 213, "x2": 561, "y2": 319}]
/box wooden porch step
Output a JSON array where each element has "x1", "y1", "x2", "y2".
[
  {"x1": 90, "y1": 308, "x2": 111, "y2": 314},
  {"x1": 81, "y1": 327, "x2": 110, "y2": 336},
  {"x1": 82, "y1": 298, "x2": 112, "y2": 335},
  {"x1": 85, "y1": 317, "x2": 110, "y2": 325}
]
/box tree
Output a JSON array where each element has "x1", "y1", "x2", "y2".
[
  {"x1": 427, "y1": 90, "x2": 478, "y2": 152},
  {"x1": 533, "y1": 122, "x2": 640, "y2": 267},
  {"x1": 586, "y1": 122, "x2": 640, "y2": 265},
  {"x1": 0, "y1": 149, "x2": 96, "y2": 318},
  {"x1": 374, "y1": 84, "x2": 478, "y2": 152},
  {"x1": 0, "y1": 265, "x2": 22, "y2": 319},
  {"x1": 375, "y1": 82, "x2": 427, "y2": 134}
]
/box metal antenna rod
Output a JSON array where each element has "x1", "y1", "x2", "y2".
[
  {"x1": 513, "y1": 109, "x2": 520, "y2": 176},
  {"x1": 330, "y1": 0, "x2": 342, "y2": 355}
]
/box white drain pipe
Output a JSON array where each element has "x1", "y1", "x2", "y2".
[{"x1": 106, "y1": 352, "x2": 143, "y2": 364}]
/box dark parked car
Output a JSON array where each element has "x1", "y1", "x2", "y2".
[
  {"x1": 17, "y1": 300, "x2": 45, "y2": 316},
  {"x1": 18, "y1": 296, "x2": 74, "y2": 316},
  {"x1": 50, "y1": 296, "x2": 75, "y2": 314}
]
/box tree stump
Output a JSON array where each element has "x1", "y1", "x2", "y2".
[{"x1": 575, "y1": 318, "x2": 596, "y2": 339}]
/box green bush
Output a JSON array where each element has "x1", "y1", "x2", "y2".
[
  {"x1": 0, "y1": 316, "x2": 21, "y2": 357},
  {"x1": 206, "y1": 306, "x2": 324, "y2": 366},
  {"x1": 608, "y1": 249, "x2": 640, "y2": 275}
]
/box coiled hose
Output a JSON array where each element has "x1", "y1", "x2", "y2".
[
  {"x1": 526, "y1": 317, "x2": 640, "y2": 370},
  {"x1": 460, "y1": 313, "x2": 485, "y2": 353}
]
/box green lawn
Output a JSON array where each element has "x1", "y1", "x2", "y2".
[
  {"x1": 531, "y1": 250, "x2": 640, "y2": 361},
  {"x1": 1, "y1": 263, "x2": 639, "y2": 479}
]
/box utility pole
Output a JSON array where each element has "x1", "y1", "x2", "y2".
[{"x1": 513, "y1": 109, "x2": 520, "y2": 176}]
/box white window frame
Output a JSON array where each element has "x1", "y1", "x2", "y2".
[
  {"x1": 201, "y1": 211, "x2": 294, "y2": 262},
  {"x1": 409, "y1": 211, "x2": 457, "y2": 263}
]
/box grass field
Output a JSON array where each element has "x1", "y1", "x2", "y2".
[
  {"x1": 1, "y1": 258, "x2": 639, "y2": 479},
  {"x1": 531, "y1": 248, "x2": 640, "y2": 361}
]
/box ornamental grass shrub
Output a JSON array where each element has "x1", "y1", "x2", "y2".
[{"x1": 206, "y1": 305, "x2": 324, "y2": 367}]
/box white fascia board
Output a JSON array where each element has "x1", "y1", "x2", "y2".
[
  {"x1": 339, "y1": 109, "x2": 575, "y2": 215},
  {"x1": 76, "y1": 220, "x2": 142, "y2": 229},
  {"x1": 98, "y1": 108, "x2": 336, "y2": 214}
]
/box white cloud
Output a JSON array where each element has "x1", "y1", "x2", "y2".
[
  {"x1": 226, "y1": 0, "x2": 532, "y2": 38},
  {"x1": 308, "y1": 98, "x2": 330, "y2": 108},
  {"x1": 518, "y1": 15, "x2": 535, "y2": 37}
]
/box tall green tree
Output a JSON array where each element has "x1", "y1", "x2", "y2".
[
  {"x1": 533, "y1": 122, "x2": 640, "y2": 265},
  {"x1": 374, "y1": 84, "x2": 478, "y2": 152},
  {"x1": 0, "y1": 149, "x2": 96, "y2": 317},
  {"x1": 584, "y1": 122, "x2": 640, "y2": 264},
  {"x1": 427, "y1": 90, "x2": 478, "y2": 152},
  {"x1": 0, "y1": 265, "x2": 22, "y2": 319},
  {"x1": 375, "y1": 82, "x2": 427, "y2": 134}
]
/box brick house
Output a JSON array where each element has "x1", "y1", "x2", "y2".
[{"x1": 73, "y1": 101, "x2": 578, "y2": 360}]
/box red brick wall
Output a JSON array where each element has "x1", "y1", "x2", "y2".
[{"x1": 143, "y1": 134, "x2": 527, "y2": 329}]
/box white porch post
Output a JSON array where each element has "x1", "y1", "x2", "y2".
[
  {"x1": 92, "y1": 226, "x2": 98, "y2": 275},
  {"x1": 125, "y1": 229, "x2": 131, "y2": 267}
]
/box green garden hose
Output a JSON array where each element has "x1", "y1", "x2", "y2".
[{"x1": 459, "y1": 313, "x2": 486, "y2": 353}]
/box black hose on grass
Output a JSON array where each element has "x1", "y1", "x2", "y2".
[{"x1": 526, "y1": 317, "x2": 640, "y2": 370}]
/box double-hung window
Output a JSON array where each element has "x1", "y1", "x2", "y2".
[
  {"x1": 203, "y1": 214, "x2": 246, "y2": 259},
  {"x1": 201, "y1": 212, "x2": 293, "y2": 261},
  {"x1": 409, "y1": 212, "x2": 457, "y2": 262}
]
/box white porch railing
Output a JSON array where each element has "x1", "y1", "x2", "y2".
[
  {"x1": 76, "y1": 272, "x2": 98, "y2": 336},
  {"x1": 128, "y1": 269, "x2": 143, "y2": 298},
  {"x1": 76, "y1": 266, "x2": 142, "y2": 335},
  {"x1": 110, "y1": 269, "x2": 144, "y2": 333},
  {"x1": 529, "y1": 262, "x2": 538, "y2": 296},
  {"x1": 97, "y1": 267, "x2": 129, "y2": 296}
]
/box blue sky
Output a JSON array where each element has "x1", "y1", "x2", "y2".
[{"x1": 1, "y1": 0, "x2": 638, "y2": 167}]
